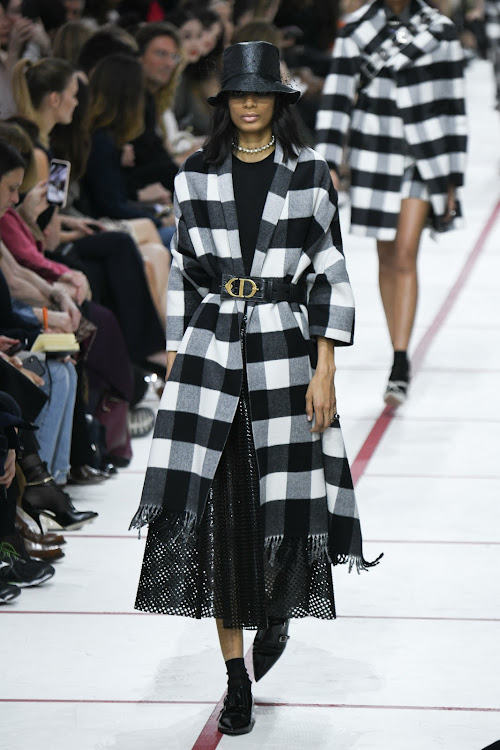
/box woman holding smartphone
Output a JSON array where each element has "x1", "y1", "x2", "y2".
[{"x1": 130, "y1": 42, "x2": 380, "y2": 737}]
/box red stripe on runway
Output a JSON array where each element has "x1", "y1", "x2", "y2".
[
  {"x1": 0, "y1": 698, "x2": 498, "y2": 713},
  {"x1": 190, "y1": 197, "x2": 500, "y2": 750},
  {"x1": 2, "y1": 611, "x2": 499, "y2": 622},
  {"x1": 350, "y1": 198, "x2": 500, "y2": 487},
  {"x1": 0, "y1": 698, "x2": 215, "y2": 705},
  {"x1": 257, "y1": 702, "x2": 500, "y2": 713}
]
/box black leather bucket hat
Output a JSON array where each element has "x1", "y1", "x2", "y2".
[{"x1": 207, "y1": 41, "x2": 300, "y2": 106}]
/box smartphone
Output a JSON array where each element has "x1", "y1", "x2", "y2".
[
  {"x1": 21, "y1": 355, "x2": 46, "y2": 377},
  {"x1": 21, "y1": 0, "x2": 39, "y2": 20},
  {"x1": 47, "y1": 159, "x2": 71, "y2": 208}
]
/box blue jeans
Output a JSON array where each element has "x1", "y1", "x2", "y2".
[
  {"x1": 34, "y1": 360, "x2": 77, "y2": 484},
  {"x1": 158, "y1": 225, "x2": 175, "y2": 249}
]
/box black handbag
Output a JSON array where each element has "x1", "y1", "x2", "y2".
[{"x1": 0, "y1": 356, "x2": 48, "y2": 422}]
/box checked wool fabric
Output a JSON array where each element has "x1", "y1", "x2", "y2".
[
  {"x1": 485, "y1": 0, "x2": 500, "y2": 108},
  {"x1": 315, "y1": 0, "x2": 467, "y2": 240},
  {"x1": 131, "y1": 142, "x2": 379, "y2": 573}
]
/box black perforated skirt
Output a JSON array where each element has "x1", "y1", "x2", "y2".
[{"x1": 134, "y1": 372, "x2": 336, "y2": 630}]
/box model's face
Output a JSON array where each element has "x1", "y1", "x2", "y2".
[
  {"x1": 0, "y1": 167, "x2": 24, "y2": 217},
  {"x1": 52, "y1": 74, "x2": 79, "y2": 124},
  {"x1": 142, "y1": 35, "x2": 180, "y2": 88},
  {"x1": 228, "y1": 91, "x2": 275, "y2": 140},
  {"x1": 179, "y1": 19, "x2": 203, "y2": 64}
]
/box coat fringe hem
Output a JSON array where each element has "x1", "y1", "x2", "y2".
[
  {"x1": 334, "y1": 551, "x2": 384, "y2": 574},
  {"x1": 129, "y1": 509, "x2": 384, "y2": 573}
]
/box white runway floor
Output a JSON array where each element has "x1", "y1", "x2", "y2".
[{"x1": 2, "y1": 59, "x2": 500, "y2": 750}]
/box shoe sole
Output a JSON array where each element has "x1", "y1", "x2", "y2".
[
  {"x1": 39, "y1": 513, "x2": 97, "y2": 532},
  {"x1": 7, "y1": 571, "x2": 54, "y2": 588},
  {"x1": 218, "y1": 719, "x2": 255, "y2": 735},
  {"x1": 384, "y1": 391, "x2": 406, "y2": 407},
  {"x1": 0, "y1": 590, "x2": 21, "y2": 603}
]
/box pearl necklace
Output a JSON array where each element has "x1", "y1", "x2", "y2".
[{"x1": 233, "y1": 134, "x2": 275, "y2": 154}]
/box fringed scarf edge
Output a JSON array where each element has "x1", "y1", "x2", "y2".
[{"x1": 129, "y1": 512, "x2": 384, "y2": 574}]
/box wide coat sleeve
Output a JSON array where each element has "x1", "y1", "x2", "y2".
[
  {"x1": 304, "y1": 156, "x2": 355, "y2": 346},
  {"x1": 165, "y1": 171, "x2": 212, "y2": 352},
  {"x1": 315, "y1": 34, "x2": 361, "y2": 173}
]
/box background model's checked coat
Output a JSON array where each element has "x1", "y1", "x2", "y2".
[
  {"x1": 315, "y1": 0, "x2": 468, "y2": 240},
  {"x1": 131, "y1": 143, "x2": 377, "y2": 571}
]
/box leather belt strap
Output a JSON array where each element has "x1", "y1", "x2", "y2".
[{"x1": 211, "y1": 274, "x2": 306, "y2": 304}]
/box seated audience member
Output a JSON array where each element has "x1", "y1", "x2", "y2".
[
  {"x1": 0, "y1": 139, "x2": 97, "y2": 557},
  {"x1": 0, "y1": 3, "x2": 18, "y2": 119},
  {"x1": 77, "y1": 24, "x2": 139, "y2": 77},
  {"x1": 52, "y1": 19, "x2": 95, "y2": 69},
  {"x1": 168, "y1": 7, "x2": 218, "y2": 136},
  {"x1": 83, "y1": 0, "x2": 122, "y2": 26},
  {"x1": 0, "y1": 0, "x2": 52, "y2": 69},
  {"x1": 0, "y1": 390, "x2": 56, "y2": 598},
  {"x1": 83, "y1": 53, "x2": 175, "y2": 247},
  {"x1": 63, "y1": 0, "x2": 85, "y2": 22},
  {"x1": 127, "y1": 21, "x2": 181, "y2": 196},
  {"x1": 9, "y1": 53, "x2": 169, "y2": 342}
]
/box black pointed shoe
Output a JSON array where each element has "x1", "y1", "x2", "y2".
[
  {"x1": 218, "y1": 683, "x2": 255, "y2": 736},
  {"x1": 252, "y1": 618, "x2": 290, "y2": 682}
]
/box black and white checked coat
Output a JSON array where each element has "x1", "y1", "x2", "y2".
[
  {"x1": 315, "y1": 0, "x2": 467, "y2": 239},
  {"x1": 131, "y1": 143, "x2": 375, "y2": 569},
  {"x1": 485, "y1": 0, "x2": 500, "y2": 106}
]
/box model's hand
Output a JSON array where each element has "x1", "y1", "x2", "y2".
[{"x1": 306, "y1": 365, "x2": 337, "y2": 434}]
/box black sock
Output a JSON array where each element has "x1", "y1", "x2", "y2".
[
  {"x1": 390, "y1": 350, "x2": 409, "y2": 382},
  {"x1": 225, "y1": 658, "x2": 251, "y2": 690}
]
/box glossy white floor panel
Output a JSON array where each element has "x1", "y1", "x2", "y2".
[{"x1": 1, "y1": 59, "x2": 499, "y2": 750}]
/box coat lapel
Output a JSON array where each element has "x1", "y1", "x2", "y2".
[
  {"x1": 217, "y1": 151, "x2": 246, "y2": 276},
  {"x1": 250, "y1": 142, "x2": 298, "y2": 277}
]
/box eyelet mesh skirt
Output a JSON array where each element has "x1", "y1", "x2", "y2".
[{"x1": 134, "y1": 371, "x2": 337, "y2": 630}]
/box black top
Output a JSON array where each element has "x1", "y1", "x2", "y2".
[
  {"x1": 129, "y1": 91, "x2": 178, "y2": 192},
  {"x1": 232, "y1": 151, "x2": 277, "y2": 275}
]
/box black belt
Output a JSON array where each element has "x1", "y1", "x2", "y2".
[{"x1": 211, "y1": 274, "x2": 306, "y2": 304}]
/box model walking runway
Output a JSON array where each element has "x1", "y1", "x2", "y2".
[{"x1": 0, "y1": 59, "x2": 499, "y2": 750}]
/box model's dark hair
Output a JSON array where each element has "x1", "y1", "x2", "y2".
[
  {"x1": 0, "y1": 139, "x2": 26, "y2": 181},
  {"x1": 203, "y1": 94, "x2": 305, "y2": 165}
]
